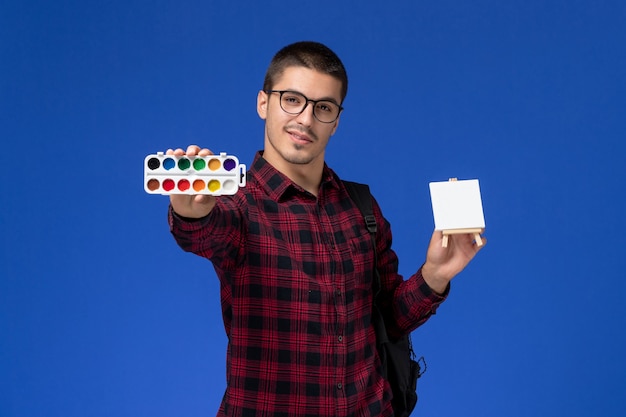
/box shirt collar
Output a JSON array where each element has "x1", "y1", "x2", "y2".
[{"x1": 249, "y1": 151, "x2": 341, "y2": 201}]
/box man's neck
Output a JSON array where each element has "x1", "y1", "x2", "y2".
[
  {"x1": 286, "y1": 166, "x2": 323, "y2": 197},
  {"x1": 261, "y1": 152, "x2": 324, "y2": 197}
]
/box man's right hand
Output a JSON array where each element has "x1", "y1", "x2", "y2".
[{"x1": 167, "y1": 145, "x2": 217, "y2": 219}]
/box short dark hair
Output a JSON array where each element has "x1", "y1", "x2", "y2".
[{"x1": 263, "y1": 41, "x2": 348, "y2": 103}]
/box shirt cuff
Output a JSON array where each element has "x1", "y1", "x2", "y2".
[
  {"x1": 416, "y1": 266, "x2": 450, "y2": 300},
  {"x1": 404, "y1": 266, "x2": 449, "y2": 317},
  {"x1": 168, "y1": 204, "x2": 214, "y2": 231}
]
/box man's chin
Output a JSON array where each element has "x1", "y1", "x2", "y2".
[{"x1": 285, "y1": 154, "x2": 314, "y2": 165}]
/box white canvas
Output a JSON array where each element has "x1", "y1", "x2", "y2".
[{"x1": 429, "y1": 179, "x2": 485, "y2": 231}]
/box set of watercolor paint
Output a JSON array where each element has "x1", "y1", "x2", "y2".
[{"x1": 144, "y1": 152, "x2": 246, "y2": 195}]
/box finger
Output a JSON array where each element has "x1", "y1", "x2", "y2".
[
  {"x1": 193, "y1": 194, "x2": 213, "y2": 204},
  {"x1": 428, "y1": 230, "x2": 443, "y2": 247},
  {"x1": 186, "y1": 144, "x2": 201, "y2": 155},
  {"x1": 198, "y1": 148, "x2": 214, "y2": 157}
]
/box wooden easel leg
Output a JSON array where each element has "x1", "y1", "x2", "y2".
[{"x1": 441, "y1": 229, "x2": 483, "y2": 247}]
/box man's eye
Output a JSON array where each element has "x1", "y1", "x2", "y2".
[
  {"x1": 283, "y1": 95, "x2": 302, "y2": 104},
  {"x1": 317, "y1": 102, "x2": 333, "y2": 113}
]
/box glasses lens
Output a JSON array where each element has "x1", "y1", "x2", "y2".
[
  {"x1": 279, "y1": 91, "x2": 340, "y2": 123},
  {"x1": 280, "y1": 92, "x2": 307, "y2": 114},
  {"x1": 313, "y1": 101, "x2": 339, "y2": 123}
]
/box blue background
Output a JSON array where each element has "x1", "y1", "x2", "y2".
[{"x1": 2, "y1": 1, "x2": 625, "y2": 416}]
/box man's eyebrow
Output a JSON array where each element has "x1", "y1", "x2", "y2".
[
  {"x1": 282, "y1": 89, "x2": 341, "y2": 105},
  {"x1": 319, "y1": 96, "x2": 341, "y2": 105}
]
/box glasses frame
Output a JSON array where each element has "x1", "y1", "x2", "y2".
[{"x1": 265, "y1": 90, "x2": 344, "y2": 123}]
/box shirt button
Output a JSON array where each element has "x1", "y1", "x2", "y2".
[
  {"x1": 337, "y1": 383, "x2": 343, "y2": 390},
  {"x1": 338, "y1": 335, "x2": 343, "y2": 342}
]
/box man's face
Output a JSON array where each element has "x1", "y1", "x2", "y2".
[{"x1": 257, "y1": 66, "x2": 342, "y2": 172}]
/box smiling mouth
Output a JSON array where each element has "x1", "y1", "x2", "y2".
[
  {"x1": 288, "y1": 131, "x2": 312, "y2": 144},
  {"x1": 285, "y1": 126, "x2": 317, "y2": 144}
]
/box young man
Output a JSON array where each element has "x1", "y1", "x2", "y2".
[{"x1": 168, "y1": 41, "x2": 485, "y2": 417}]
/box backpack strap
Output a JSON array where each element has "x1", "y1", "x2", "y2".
[
  {"x1": 343, "y1": 181, "x2": 389, "y2": 345},
  {"x1": 343, "y1": 181, "x2": 377, "y2": 234},
  {"x1": 344, "y1": 180, "x2": 425, "y2": 417}
]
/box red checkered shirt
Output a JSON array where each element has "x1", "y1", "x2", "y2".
[{"x1": 169, "y1": 152, "x2": 447, "y2": 417}]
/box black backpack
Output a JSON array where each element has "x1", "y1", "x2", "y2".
[{"x1": 344, "y1": 180, "x2": 426, "y2": 417}]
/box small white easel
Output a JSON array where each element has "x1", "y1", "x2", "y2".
[{"x1": 429, "y1": 178, "x2": 485, "y2": 248}]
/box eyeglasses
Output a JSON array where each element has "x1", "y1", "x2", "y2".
[{"x1": 265, "y1": 90, "x2": 343, "y2": 123}]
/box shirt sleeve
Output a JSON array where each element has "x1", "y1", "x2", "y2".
[
  {"x1": 168, "y1": 195, "x2": 246, "y2": 276},
  {"x1": 371, "y1": 196, "x2": 449, "y2": 336}
]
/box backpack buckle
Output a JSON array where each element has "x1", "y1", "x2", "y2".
[{"x1": 364, "y1": 214, "x2": 377, "y2": 234}]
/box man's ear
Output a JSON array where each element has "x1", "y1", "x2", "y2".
[{"x1": 257, "y1": 90, "x2": 268, "y2": 120}]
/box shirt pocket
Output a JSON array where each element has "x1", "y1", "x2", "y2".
[{"x1": 344, "y1": 230, "x2": 375, "y2": 300}]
